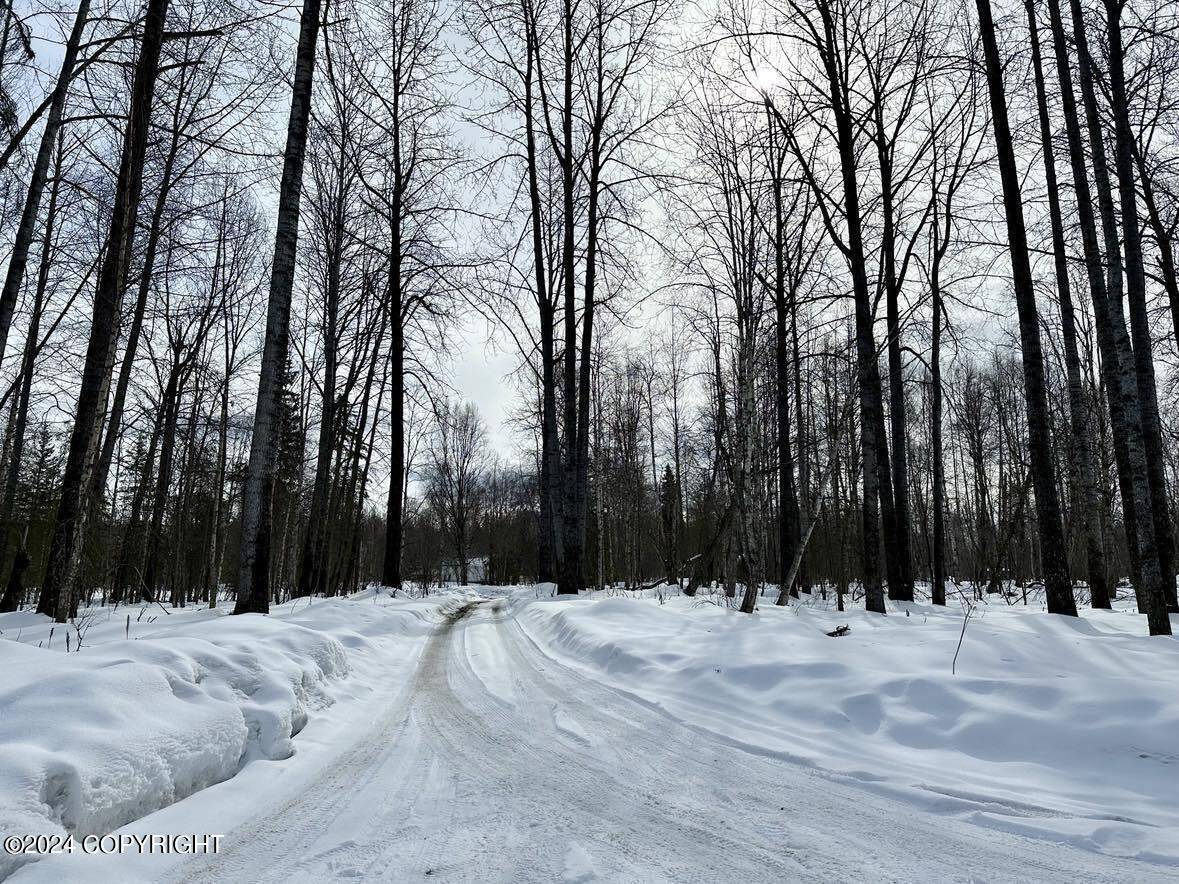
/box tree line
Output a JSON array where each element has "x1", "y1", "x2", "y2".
[{"x1": 0, "y1": 0, "x2": 1178, "y2": 635}]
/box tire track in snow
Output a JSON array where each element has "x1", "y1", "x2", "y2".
[{"x1": 154, "y1": 597, "x2": 1175, "y2": 883}]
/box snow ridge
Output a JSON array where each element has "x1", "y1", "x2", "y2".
[
  {"x1": 512, "y1": 590, "x2": 1179, "y2": 866},
  {"x1": 0, "y1": 590, "x2": 446, "y2": 880}
]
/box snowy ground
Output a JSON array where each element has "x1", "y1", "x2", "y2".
[
  {"x1": 516, "y1": 587, "x2": 1179, "y2": 867},
  {"x1": 0, "y1": 589, "x2": 455, "y2": 881},
  {"x1": 2, "y1": 585, "x2": 1177, "y2": 881}
]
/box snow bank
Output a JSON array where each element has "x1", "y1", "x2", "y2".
[
  {"x1": 514, "y1": 590, "x2": 1179, "y2": 865},
  {"x1": 0, "y1": 589, "x2": 448, "y2": 880}
]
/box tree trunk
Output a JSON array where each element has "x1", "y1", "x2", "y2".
[
  {"x1": 207, "y1": 365, "x2": 229, "y2": 607},
  {"x1": 1057, "y1": 0, "x2": 1171, "y2": 631},
  {"x1": 791, "y1": 268, "x2": 809, "y2": 594},
  {"x1": 769, "y1": 120, "x2": 799, "y2": 607},
  {"x1": 235, "y1": 0, "x2": 324, "y2": 615},
  {"x1": 930, "y1": 236, "x2": 947, "y2": 607},
  {"x1": 975, "y1": 0, "x2": 1076, "y2": 616},
  {"x1": 141, "y1": 364, "x2": 182, "y2": 602},
  {"x1": 813, "y1": 4, "x2": 886, "y2": 614},
  {"x1": 1026, "y1": 0, "x2": 1110, "y2": 608},
  {"x1": 298, "y1": 193, "x2": 343, "y2": 599},
  {"x1": 39, "y1": 0, "x2": 172, "y2": 622},
  {"x1": 876, "y1": 112, "x2": 914, "y2": 603},
  {"x1": 521, "y1": 12, "x2": 560, "y2": 584},
  {"x1": 382, "y1": 202, "x2": 404, "y2": 589},
  {"x1": 572, "y1": 154, "x2": 599, "y2": 597},
  {"x1": 113, "y1": 409, "x2": 164, "y2": 602},
  {"x1": 1103, "y1": 0, "x2": 1177, "y2": 614},
  {"x1": 557, "y1": 0, "x2": 580, "y2": 596},
  {"x1": 0, "y1": 141, "x2": 61, "y2": 612}
]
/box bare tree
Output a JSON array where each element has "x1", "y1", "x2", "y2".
[
  {"x1": 427, "y1": 400, "x2": 489, "y2": 585},
  {"x1": 39, "y1": 0, "x2": 174, "y2": 622},
  {"x1": 235, "y1": 0, "x2": 327, "y2": 614},
  {"x1": 973, "y1": 0, "x2": 1075, "y2": 616}
]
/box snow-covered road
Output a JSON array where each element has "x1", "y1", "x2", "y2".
[{"x1": 16, "y1": 597, "x2": 1175, "y2": 882}]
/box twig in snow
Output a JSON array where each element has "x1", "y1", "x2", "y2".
[{"x1": 952, "y1": 603, "x2": 975, "y2": 675}]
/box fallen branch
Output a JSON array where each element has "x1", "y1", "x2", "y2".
[{"x1": 952, "y1": 603, "x2": 975, "y2": 675}]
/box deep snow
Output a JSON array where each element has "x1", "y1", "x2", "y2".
[
  {"x1": 1, "y1": 583, "x2": 1177, "y2": 881},
  {"x1": 0, "y1": 589, "x2": 453, "y2": 880},
  {"x1": 513, "y1": 587, "x2": 1179, "y2": 865}
]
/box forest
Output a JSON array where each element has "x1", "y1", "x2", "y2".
[{"x1": 1, "y1": 0, "x2": 1178, "y2": 637}]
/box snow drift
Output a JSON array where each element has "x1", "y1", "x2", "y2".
[
  {"x1": 0, "y1": 590, "x2": 447, "y2": 880},
  {"x1": 514, "y1": 589, "x2": 1179, "y2": 865}
]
